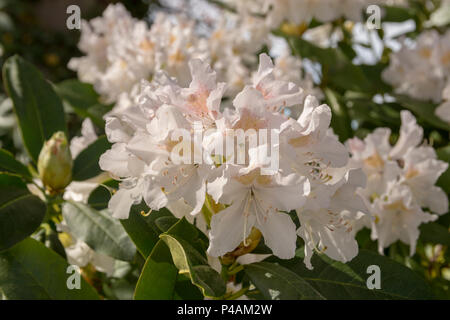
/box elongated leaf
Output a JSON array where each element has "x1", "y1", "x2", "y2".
[
  {"x1": 2, "y1": 55, "x2": 67, "y2": 162},
  {"x1": 159, "y1": 218, "x2": 226, "y2": 298},
  {"x1": 135, "y1": 218, "x2": 225, "y2": 299},
  {"x1": 121, "y1": 203, "x2": 175, "y2": 258},
  {"x1": 0, "y1": 238, "x2": 99, "y2": 299},
  {"x1": 244, "y1": 262, "x2": 325, "y2": 300},
  {"x1": 54, "y1": 79, "x2": 99, "y2": 111},
  {"x1": 324, "y1": 88, "x2": 352, "y2": 142},
  {"x1": 62, "y1": 201, "x2": 136, "y2": 261},
  {"x1": 72, "y1": 135, "x2": 111, "y2": 181},
  {"x1": 0, "y1": 174, "x2": 46, "y2": 251},
  {"x1": 266, "y1": 249, "x2": 433, "y2": 299},
  {"x1": 87, "y1": 179, "x2": 118, "y2": 210},
  {"x1": 134, "y1": 240, "x2": 179, "y2": 300},
  {"x1": 54, "y1": 79, "x2": 110, "y2": 128},
  {"x1": 0, "y1": 149, "x2": 31, "y2": 179}
]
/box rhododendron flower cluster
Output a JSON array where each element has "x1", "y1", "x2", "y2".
[
  {"x1": 99, "y1": 53, "x2": 369, "y2": 267},
  {"x1": 348, "y1": 111, "x2": 449, "y2": 255},
  {"x1": 69, "y1": 3, "x2": 319, "y2": 115}
]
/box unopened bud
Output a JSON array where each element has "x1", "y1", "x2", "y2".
[{"x1": 38, "y1": 131, "x2": 73, "y2": 192}]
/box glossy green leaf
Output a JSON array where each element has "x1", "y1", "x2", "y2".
[
  {"x1": 324, "y1": 88, "x2": 352, "y2": 142},
  {"x1": 381, "y1": 5, "x2": 416, "y2": 22},
  {"x1": 134, "y1": 240, "x2": 180, "y2": 300},
  {"x1": 266, "y1": 249, "x2": 433, "y2": 299},
  {"x1": 2, "y1": 55, "x2": 67, "y2": 162},
  {"x1": 72, "y1": 135, "x2": 111, "y2": 181},
  {"x1": 159, "y1": 218, "x2": 226, "y2": 298},
  {"x1": 135, "y1": 218, "x2": 226, "y2": 299},
  {"x1": 54, "y1": 79, "x2": 110, "y2": 128},
  {"x1": 0, "y1": 174, "x2": 46, "y2": 251},
  {"x1": 244, "y1": 262, "x2": 325, "y2": 300},
  {"x1": 121, "y1": 204, "x2": 175, "y2": 258},
  {"x1": 0, "y1": 149, "x2": 31, "y2": 179},
  {"x1": 62, "y1": 201, "x2": 136, "y2": 261},
  {"x1": 0, "y1": 238, "x2": 100, "y2": 299},
  {"x1": 87, "y1": 179, "x2": 118, "y2": 210},
  {"x1": 282, "y1": 35, "x2": 374, "y2": 93}
]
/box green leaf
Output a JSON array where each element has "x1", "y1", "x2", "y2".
[
  {"x1": 324, "y1": 88, "x2": 352, "y2": 142},
  {"x1": 393, "y1": 94, "x2": 450, "y2": 131},
  {"x1": 72, "y1": 135, "x2": 111, "y2": 181},
  {"x1": 2, "y1": 55, "x2": 67, "y2": 163},
  {"x1": 87, "y1": 179, "x2": 118, "y2": 210},
  {"x1": 436, "y1": 145, "x2": 450, "y2": 195},
  {"x1": 54, "y1": 79, "x2": 110, "y2": 128},
  {"x1": 419, "y1": 222, "x2": 450, "y2": 246},
  {"x1": 267, "y1": 249, "x2": 433, "y2": 299},
  {"x1": 173, "y1": 273, "x2": 203, "y2": 300},
  {"x1": 0, "y1": 148, "x2": 31, "y2": 179},
  {"x1": 121, "y1": 203, "x2": 175, "y2": 258},
  {"x1": 0, "y1": 174, "x2": 46, "y2": 251},
  {"x1": 282, "y1": 35, "x2": 374, "y2": 93},
  {"x1": 159, "y1": 218, "x2": 226, "y2": 298},
  {"x1": 135, "y1": 218, "x2": 226, "y2": 299},
  {"x1": 62, "y1": 201, "x2": 136, "y2": 261},
  {"x1": 134, "y1": 240, "x2": 180, "y2": 300},
  {"x1": 0, "y1": 238, "x2": 100, "y2": 299},
  {"x1": 88, "y1": 183, "x2": 177, "y2": 259},
  {"x1": 244, "y1": 262, "x2": 325, "y2": 300}
]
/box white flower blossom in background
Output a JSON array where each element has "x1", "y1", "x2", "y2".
[
  {"x1": 69, "y1": 3, "x2": 155, "y2": 103},
  {"x1": 382, "y1": 30, "x2": 450, "y2": 123},
  {"x1": 58, "y1": 222, "x2": 115, "y2": 276},
  {"x1": 347, "y1": 111, "x2": 449, "y2": 255},
  {"x1": 69, "y1": 3, "x2": 321, "y2": 113}
]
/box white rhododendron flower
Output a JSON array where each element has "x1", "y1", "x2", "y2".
[
  {"x1": 297, "y1": 168, "x2": 367, "y2": 269},
  {"x1": 347, "y1": 111, "x2": 449, "y2": 255},
  {"x1": 436, "y1": 82, "x2": 450, "y2": 124},
  {"x1": 69, "y1": 3, "x2": 321, "y2": 114}
]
